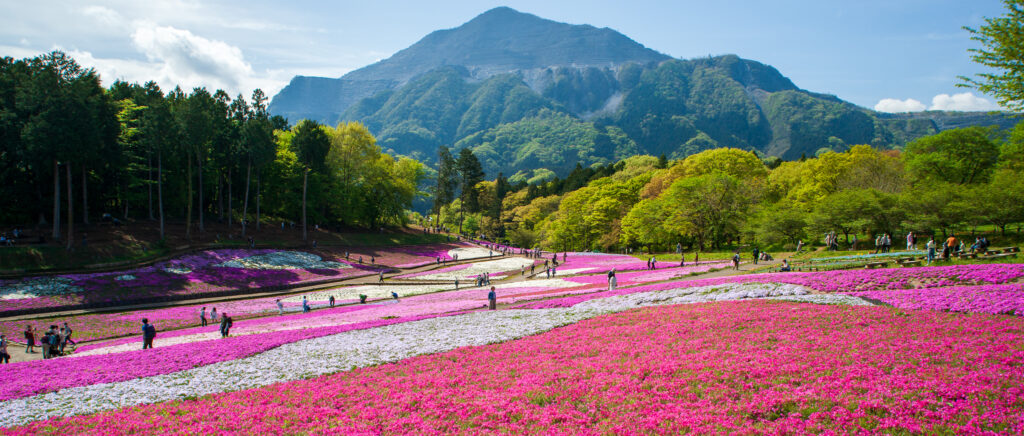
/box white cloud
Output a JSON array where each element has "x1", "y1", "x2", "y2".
[
  {"x1": 131, "y1": 23, "x2": 254, "y2": 91},
  {"x1": 874, "y1": 92, "x2": 1001, "y2": 113},
  {"x1": 81, "y1": 5, "x2": 124, "y2": 27},
  {"x1": 874, "y1": 98, "x2": 926, "y2": 113},
  {"x1": 929, "y1": 92, "x2": 998, "y2": 111}
]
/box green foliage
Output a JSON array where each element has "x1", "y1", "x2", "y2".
[
  {"x1": 456, "y1": 108, "x2": 639, "y2": 176},
  {"x1": 961, "y1": 0, "x2": 1024, "y2": 112},
  {"x1": 904, "y1": 126, "x2": 1001, "y2": 184}
]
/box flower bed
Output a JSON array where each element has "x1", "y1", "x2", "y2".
[
  {"x1": 394, "y1": 258, "x2": 535, "y2": 281},
  {"x1": 7, "y1": 300, "x2": 1024, "y2": 434},
  {"x1": 849, "y1": 284, "x2": 1024, "y2": 316},
  {"x1": 0, "y1": 249, "x2": 381, "y2": 313}
]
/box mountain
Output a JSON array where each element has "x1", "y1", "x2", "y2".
[
  {"x1": 270, "y1": 7, "x2": 1017, "y2": 175},
  {"x1": 270, "y1": 7, "x2": 667, "y2": 124}
]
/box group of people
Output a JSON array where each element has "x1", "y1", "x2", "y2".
[
  {"x1": 475, "y1": 272, "x2": 493, "y2": 287},
  {"x1": 21, "y1": 323, "x2": 76, "y2": 359}
]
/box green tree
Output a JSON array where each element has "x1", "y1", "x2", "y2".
[
  {"x1": 961, "y1": 0, "x2": 1024, "y2": 112},
  {"x1": 456, "y1": 148, "x2": 484, "y2": 233},
  {"x1": 904, "y1": 126, "x2": 1000, "y2": 185},
  {"x1": 291, "y1": 120, "x2": 330, "y2": 241},
  {"x1": 432, "y1": 145, "x2": 458, "y2": 224}
]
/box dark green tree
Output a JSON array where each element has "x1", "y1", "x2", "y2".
[
  {"x1": 456, "y1": 147, "x2": 484, "y2": 233},
  {"x1": 291, "y1": 120, "x2": 330, "y2": 241}
]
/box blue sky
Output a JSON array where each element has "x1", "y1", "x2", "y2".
[{"x1": 0, "y1": 0, "x2": 1008, "y2": 111}]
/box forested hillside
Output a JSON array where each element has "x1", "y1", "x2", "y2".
[{"x1": 430, "y1": 125, "x2": 1024, "y2": 252}]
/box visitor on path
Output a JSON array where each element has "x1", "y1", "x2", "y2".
[
  {"x1": 302, "y1": 296, "x2": 310, "y2": 313},
  {"x1": 945, "y1": 235, "x2": 957, "y2": 259},
  {"x1": 551, "y1": 266, "x2": 557, "y2": 277},
  {"x1": 680, "y1": 254, "x2": 685, "y2": 267},
  {"x1": 695, "y1": 252, "x2": 699, "y2": 263},
  {"x1": 608, "y1": 268, "x2": 617, "y2": 291},
  {"x1": 884, "y1": 234, "x2": 892, "y2": 253},
  {"x1": 651, "y1": 257, "x2": 657, "y2": 270},
  {"x1": 780, "y1": 259, "x2": 791, "y2": 272},
  {"x1": 41, "y1": 329, "x2": 51, "y2": 359},
  {"x1": 200, "y1": 307, "x2": 207, "y2": 327},
  {"x1": 926, "y1": 238, "x2": 936, "y2": 264},
  {"x1": 23, "y1": 326, "x2": 34, "y2": 354},
  {"x1": 0, "y1": 334, "x2": 9, "y2": 364},
  {"x1": 874, "y1": 235, "x2": 881, "y2": 254},
  {"x1": 58, "y1": 327, "x2": 68, "y2": 354},
  {"x1": 732, "y1": 253, "x2": 740, "y2": 270},
  {"x1": 455, "y1": 278, "x2": 459, "y2": 289},
  {"x1": 796, "y1": 240, "x2": 803, "y2": 253},
  {"x1": 329, "y1": 295, "x2": 336, "y2": 307},
  {"x1": 62, "y1": 322, "x2": 75, "y2": 346},
  {"x1": 907, "y1": 232, "x2": 914, "y2": 251},
  {"x1": 379, "y1": 271, "x2": 385, "y2": 284},
  {"x1": 545, "y1": 267, "x2": 551, "y2": 279},
  {"x1": 752, "y1": 247, "x2": 760, "y2": 265},
  {"x1": 277, "y1": 299, "x2": 284, "y2": 315},
  {"x1": 210, "y1": 308, "x2": 218, "y2": 323},
  {"x1": 219, "y1": 314, "x2": 232, "y2": 338},
  {"x1": 141, "y1": 319, "x2": 156, "y2": 350},
  {"x1": 531, "y1": 264, "x2": 536, "y2": 275},
  {"x1": 488, "y1": 286, "x2": 497, "y2": 310},
  {"x1": 391, "y1": 291, "x2": 399, "y2": 300}
]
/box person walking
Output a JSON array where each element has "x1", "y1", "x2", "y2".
[
  {"x1": 329, "y1": 295, "x2": 336, "y2": 307},
  {"x1": 379, "y1": 270, "x2": 385, "y2": 284},
  {"x1": 795, "y1": 240, "x2": 803, "y2": 253},
  {"x1": 906, "y1": 232, "x2": 914, "y2": 251},
  {"x1": 679, "y1": 253, "x2": 685, "y2": 267},
  {"x1": 277, "y1": 299, "x2": 284, "y2": 315},
  {"x1": 62, "y1": 322, "x2": 76, "y2": 346},
  {"x1": 608, "y1": 268, "x2": 617, "y2": 291},
  {"x1": 210, "y1": 307, "x2": 218, "y2": 323},
  {"x1": 141, "y1": 318, "x2": 156, "y2": 350},
  {"x1": 219, "y1": 313, "x2": 233, "y2": 338},
  {"x1": 752, "y1": 247, "x2": 760, "y2": 265},
  {"x1": 732, "y1": 252, "x2": 740, "y2": 270},
  {"x1": 487, "y1": 286, "x2": 497, "y2": 310},
  {"x1": 302, "y1": 296, "x2": 310, "y2": 313},
  {"x1": 23, "y1": 326, "x2": 34, "y2": 354},
  {"x1": 200, "y1": 307, "x2": 208, "y2": 327},
  {"x1": 0, "y1": 334, "x2": 9, "y2": 364},
  {"x1": 41, "y1": 329, "x2": 51, "y2": 359},
  {"x1": 927, "y1": 238, "x2": 936, "y2": 264}
]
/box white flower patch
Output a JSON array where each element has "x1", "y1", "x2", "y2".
[
  {"x1": 163, "y1": 267, "x2": 192, "y2": 275},
  {"x1": 0, "y1": 277, "x2": 85, "y2": 300},
  {"x1": 768, "y1": 294, "x2": 873, "y2": 306},
  {"x1": 405, "y1": 258, "x2": 535, "y2": 281},
  {"x1": 216, "y1": 251, "x2": 348, "y2": 270},
  {"x1": 114, "y1": 275, "x2": 136, "y2": 281},
  {"x1": 447, "y1": 247, "x2": 494, "y2": 260},
  {"x1": 281, "y1": 284, "x2": 454, "y2": 303},
  {"x1": 0, "y1": 281, "x2": 879, "y2": 427}
]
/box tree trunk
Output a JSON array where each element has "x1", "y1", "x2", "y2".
[
  {"x1": 53, "y1": 159, "x2": 60, "y2": 240},
  {"x1": 186, "y1": 154, "x2": 193, "y2": 241},
  {"x1": 227, "y1": 167, "x2": 232, "y2": 230},
  {"x1": 198, "y1": 155, "x2": 204, "y2": 233},
  {"x1": 255, "y1": 173, "x2": 261, "y2": 230},
  {"x1": 148, "y1": 153, "x2": 154, "y2": 221},
  {"x1": 66, "y1": 162, "x2": 73, "y2": 251},
  {"x1": 158, "y1": 151, "x2": 165, "y2": 240},
  {"x1": 302, "y1": 169, "x2": 308, "y2": 242},
  {"x1": 242, "y1": 159, "x2": 251, "y2": 237},
  {"x1": 217, "y1": 174, "x2": 223, "y2": 223},
  {"x1": 82, "y1": 166, "x2": 89, "y2": 225}
]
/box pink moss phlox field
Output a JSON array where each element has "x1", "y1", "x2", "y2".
[
  {"x1": 393, "y1": 262, "x2": 473, "y2": 279},
  {"x1": 340, "y1": 243, "x2": 467, "y2": 268},
  {"x1": 850, "y1": 284, "x2": 1024, "y2": 316},
  {"x1": 12, "y1": 301, "x2": 1024, "y2": 434},
  {"x1": 513, "y1": 264, "x2": 1024, "y2": 309},
  {"x1": 0, "y1": 249, "x2": 386, "y2": 313},
  {"x1": 1, "y1": 279, "x2": 604, "y2": 398},
  {"x1": 0, "y1": 310, "x2": 442, "y2": 402},
  {"x1": 0, "y1": 294, "x2": 296, "y2": 343}
]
